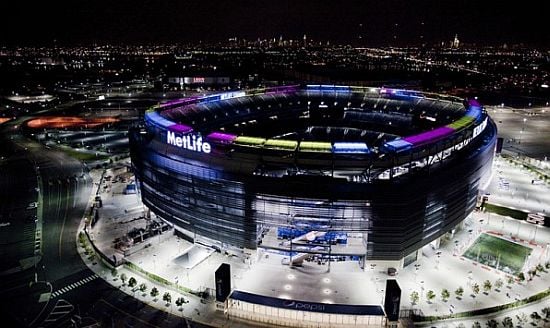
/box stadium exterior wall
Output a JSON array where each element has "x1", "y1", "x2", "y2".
[{"x1": 129, "y1": 117, "x2": 496, "y2": 261}]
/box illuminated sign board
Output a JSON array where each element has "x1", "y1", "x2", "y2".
[
  {"x1": 193, "y1": 77, "x2": 205, "y2": 83},
  {"x1": 220, "y1": 91, "x2": 246, "y2": 100},
  {"x1": 167, "y1": 131, "x2": 211, "y2": 153}
]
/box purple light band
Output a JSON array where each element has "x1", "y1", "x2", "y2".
[
  {"x1": 206, "y1": 131, "x2": 237, "y2": 143},
  {"x1": 265, "y1": 85, "x2": 300, "y2": 94},
  {"x1": 168, "y1": 124, "x2": 193, "y2": 133},
  {"x1": 160, "y1": 96, "x2": 200, "y2": 108},
  {"x1": 403, "y1": 126, "x2": 454, "y2": 145},
  {"x1": 468, "y1": 99, "x2": 481, "y2": 107}
]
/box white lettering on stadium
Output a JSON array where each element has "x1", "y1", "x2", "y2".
[
  {"x1": 284, "y1": 301, "x2": 326, "y2": 312},
  {"x1": 294, "y1": 302, "x2": 325, "y2": 311},
  {"x1": 167, "y1": 131, "x2": 211, "y2": 154}
]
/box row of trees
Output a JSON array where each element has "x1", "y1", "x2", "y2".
[
  {"x1": 410, "y1": 263, "x2": 550, "y2": 306},
  {"x1": 440, "y1": 307, "x2": 550, "y2": 328},
  {"x1": 467, "y1": 308, "x2": 550, "y2": 328},
  {"x1": 113, "y1": 270, "x2": 189, "y2": 310},
  {"x1": 526, "y1": 262, "x2": 549, "y2": 281},
  {"x1": 410, "y1": 277, "x2": 510, "y2": 305}
]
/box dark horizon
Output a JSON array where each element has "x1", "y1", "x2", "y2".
[{"x1": 1, "y1": 0, "x2": 548, "y2": 47}]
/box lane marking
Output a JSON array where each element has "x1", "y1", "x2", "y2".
[
  {"x1": 98, "y1": 299, "x2": 162, "y2": 328},
  {"x1": 58, "y1": 186, "x2": 71, "y2": 258}
]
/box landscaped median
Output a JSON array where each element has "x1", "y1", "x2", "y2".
[
  {"x1": 483, "y1": 203, "x2": 529, "y2": 221},
  {"x1": 502, "y1": 154, "x2": 550, "y2": 184},
  {"x1": 78, "y1": 230, "x2": 97, "y2": 263},
  {"x1": 483, "y1": 203, "x2": 549, "y2": 227},
  {"x1": 413, "y1": 288, "x2": 550, "y2": 323}
]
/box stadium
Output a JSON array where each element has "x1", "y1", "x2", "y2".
[{"x1": 129, "y1": 85, "x2": 497, "y2": 269}]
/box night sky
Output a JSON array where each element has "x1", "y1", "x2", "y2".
[{"x1": 1, "y1": 0, "x2": 548, "y2": 46}]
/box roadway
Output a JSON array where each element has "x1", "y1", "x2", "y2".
[{"x1": 0, "y1": 102, "x2": 210, "y2": 327}]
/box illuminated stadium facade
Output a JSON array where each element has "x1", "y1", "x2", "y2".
[{"x1": 129, "y1": 85, "x2": 497, "y2": 267}]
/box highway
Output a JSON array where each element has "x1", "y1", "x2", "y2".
[{"x1": 0, "y1": 102, "x2": 209, "y2": 327}]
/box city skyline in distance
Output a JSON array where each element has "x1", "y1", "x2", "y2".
[{"x1": 1, "y1": 0, "x2": 548, "y2": 47}]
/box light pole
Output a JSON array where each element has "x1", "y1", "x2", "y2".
[
  {"x1": 519, "y1": 118, "x2": 527, "y2": 144},
  {"x1": 532, "y1": 224, "x2": 539, "y2": 243},
  {"x1": 73, "y1": 176, "x2": 79, "y2": 208}
]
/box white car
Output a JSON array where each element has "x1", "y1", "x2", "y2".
[{"x1": 26, "y1": 202, "x2": 38, "y2": 210}]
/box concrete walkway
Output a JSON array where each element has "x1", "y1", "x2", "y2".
[{"x1": 78, "y1": 162, "x2": 550, "y2": 327}]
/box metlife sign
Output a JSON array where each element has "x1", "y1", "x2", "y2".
[{"x1": 167, "y1": 131, "x2": 211, "y2": 154}]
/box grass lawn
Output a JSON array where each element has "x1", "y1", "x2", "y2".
[
  {"x1": 483, "y1": 203, "x2": 528, "y2": 221},
  {"x1": 52, "y1": 144, "x2": 110, "y2": 162},
  {"x1": 64, "y1": 149, "x2": 109, "y2": 162},
  {"x1": 463, "y1": 233, "x2": 532, "y2": 276}
]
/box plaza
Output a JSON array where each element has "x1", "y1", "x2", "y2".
[{"x1": 79, "y1": 156, "x2": 550, "y2": 327}]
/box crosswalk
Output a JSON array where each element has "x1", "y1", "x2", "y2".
[
  {"x1": 40, "y1": 299, "x2": 74, "y2": 327},
  {"x1": 50, "y1": 274, "x2": 99, "y2": 299}
]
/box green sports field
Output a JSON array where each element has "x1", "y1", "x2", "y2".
[{"x1": 463, "y1": 233, "x2": 532, "y2": 276}]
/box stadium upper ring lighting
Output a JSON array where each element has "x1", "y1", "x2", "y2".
[{"x1": 144, "y1": 85, "x2": 488, "y2": 175}]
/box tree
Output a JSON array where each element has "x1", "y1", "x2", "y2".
[
  {"x1": 139, "y1": 283, "x2": 147, "y2": 294},
  {"x1": 150, "y1": 287, "x2": 159, "y2": 299},
  {"x1": 426, "y1": 290, "x2": 435, "y2": 303},
  {"x1": 485, "y1": 319, "x2": 498, "y2": 328},
  {"x1": 163, "y1": 292, "x2": 172, "y2": 305},
  {"x1": 545, "y1": 261, "x2": 550, "y2": 270},
  {"x1": 111, "y1": 268, "x2": 118, "y2": 278},
  {"x1": 483, "y1": 280, "x2": 492, "y2": 293},
  {"x1": 410, "y1": 291, "x2": 419, "y2": 305},
  {"x1": 536, "y1": 263, "x2": 544, "y2": 273},
  {"x1": 455, "y1": 286, "x2": 464, "y2": 298},
  {"x1": 517, "y1": 272, "x2": 525, "y2": 283},
  {"x1": 471, "y1": 283, "x2": 480, "y2": 295},
  {"x1": 516, "y1": 312, "x2": 528, "y2": 325},
  {"x1": 501, "y1": 316, "x2": 513, "y2": 328},
  {"x1": 506, "y1": 275, "x2": 514, "y2": 286},
  {"x1": 175, "y1": 297, "x2": 185, "y2": 310},
  {"x1": 120, "y1": 273, "x2": 127, "y2": 285},
  {"x1": 128, "y1": 277, "x2": 137, "y2": 288},
  {"x1": 472, "y1": 321, "x2": 481, "y2": 328},
  {"x1": 542, "y1": 307, "x2": 550, "y2": 319},
  {"x1": 530, "y1": 311, "x2": 541, "y2": 323},
  {"x1": 527, "y1": 268, "x2": 537, "y2": 280},
  {"x1": 441, "y1": 289, "x2": 450, "y2": 302},
  {"x1": 494, "y1": 278, "x2": 503, "y2": 290}
]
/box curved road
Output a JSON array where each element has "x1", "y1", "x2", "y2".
[{"x1": 0, "y1": 108, "x2": 207, "y2": 327}]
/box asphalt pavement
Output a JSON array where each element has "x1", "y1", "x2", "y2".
[{"x1": 0, "y1": 103, "x2": 204, "y2": 328}]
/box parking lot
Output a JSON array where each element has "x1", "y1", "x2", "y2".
[{"x1": 485, "y1": 155, "x2": 550, "y2": 214}]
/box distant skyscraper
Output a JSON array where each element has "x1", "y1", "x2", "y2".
[
  {"x1": 303, "y1": 34, "x2": 307, "y2": 48},
  {"x1": 453, "y1": 34, "x2": 460, "y2": 48}
]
